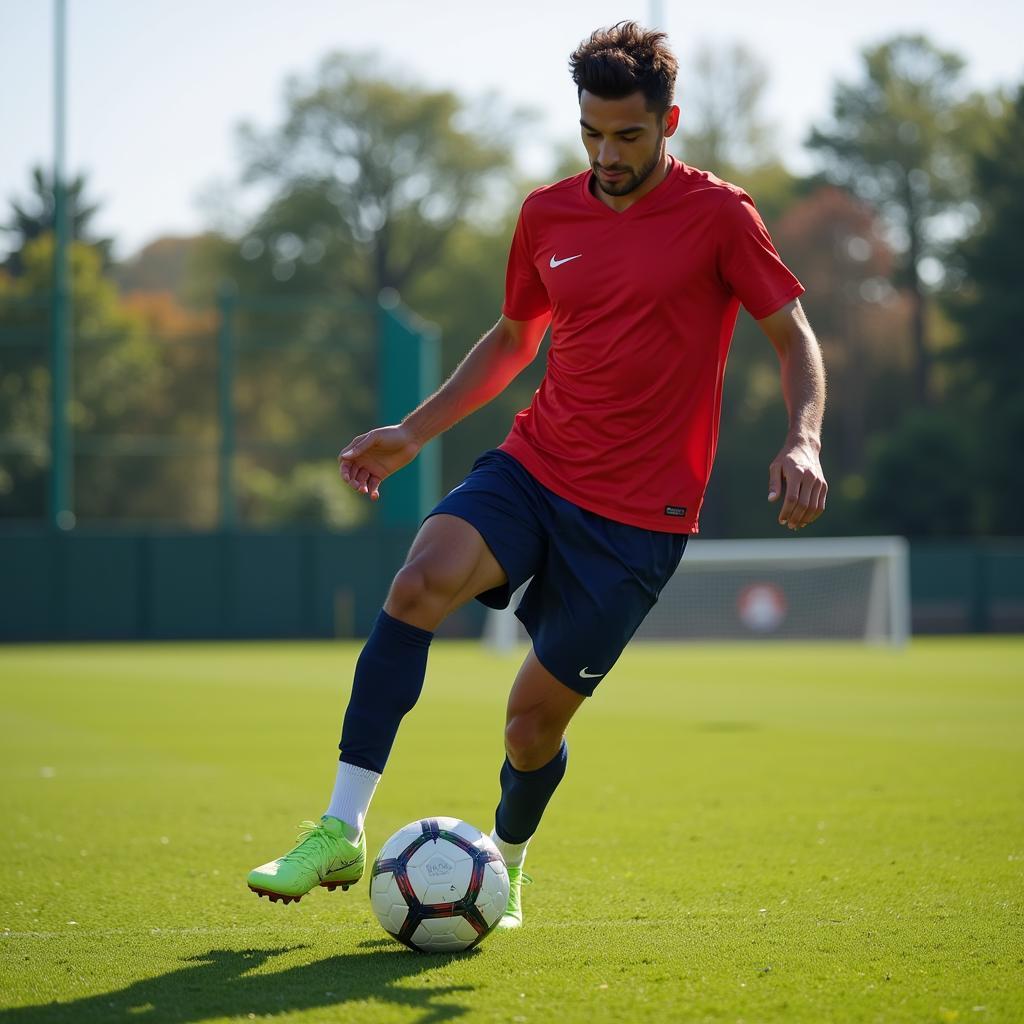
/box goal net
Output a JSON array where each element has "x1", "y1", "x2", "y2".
[{"x1": 483, "y1": 536, "x2": 910, "y2": 649}]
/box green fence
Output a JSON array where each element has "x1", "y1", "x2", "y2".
[
  {"x1": 0, "y1": 529, "x2": 1021, "y2": 642},
  {"x1": 910, "y1": 541, "x2": 1024, "y2": 633},
  {"x1": 0, "y1": 526, "x2": 485, "y2": 642},
  {"x1": 0, "y1": 290, "x2": 440, "y2": 530}
]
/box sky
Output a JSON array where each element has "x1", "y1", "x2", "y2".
[{"x1": 2, "y1": 0, "x2": 1022, "y2": 260}]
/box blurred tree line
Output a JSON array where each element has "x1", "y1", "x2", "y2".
[{"x1": 0, "y1": 36, "x2": 1020, "y2": 536}]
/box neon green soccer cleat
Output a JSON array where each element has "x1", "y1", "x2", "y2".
[
  {"x1": 497, "y1": 865, "x2": 532, "y2": 929},
  {"x1": 247, "y1": 816, "x2": 365, "y2": 904}
]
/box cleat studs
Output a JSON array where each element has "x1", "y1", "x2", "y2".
[
  {"x1": 250, "y1": 887, "x2": 302, "y2": 904},
  {"x1": 252, "y1": 885, "x2": 324, "y2": 902}
]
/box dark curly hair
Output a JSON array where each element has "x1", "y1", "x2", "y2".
[{"x1": 569, "y1": 21, "x2": 678, "y2": 113}]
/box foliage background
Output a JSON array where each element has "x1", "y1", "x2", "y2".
[{"x1": 1, "y1": 37, "x2": 1020, "y2": 537}]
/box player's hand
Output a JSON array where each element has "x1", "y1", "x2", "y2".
[
  {"x1": 768, "y1": 440, "x2": 827, "y2": 530},
  {"x1": 338, "y1": 424, "x2": 422, "y2": 501}
]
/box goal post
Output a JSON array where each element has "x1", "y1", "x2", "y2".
[{"x1": 483, "y1": 536, "x2": 910, "y2": 650}]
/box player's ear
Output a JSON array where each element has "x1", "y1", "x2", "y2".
[{"x1": 663, "y1": 105, "x2": 680, "y2": 138}]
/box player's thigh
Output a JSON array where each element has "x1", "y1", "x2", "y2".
[
  {"x1": 504, "y1": 648, "x2": 586, "y2": 767},
  {"x1": 386, "y1": 513, "x2": 507, "y2": 620},
  {"x1": 517, "y1": 526, "x2": 686, "y2": 696}
]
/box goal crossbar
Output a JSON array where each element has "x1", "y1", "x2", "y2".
[{"x1": 484, "y1": 535, "x2": 910, "y2": 650}]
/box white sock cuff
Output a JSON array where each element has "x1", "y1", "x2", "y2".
[
  {"x1": 490, "y1": 829, "x2": 529, "y2": 868},
  {"x1": 325, "y1": 761, "x2": 381, "y2": 836}
]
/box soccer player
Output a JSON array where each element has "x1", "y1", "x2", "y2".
[{"x1": 247, "y1": 21, "x2": 827, "y2": 928}]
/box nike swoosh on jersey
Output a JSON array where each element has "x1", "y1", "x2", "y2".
[
  {"x1": 578, "y1": 667, "x2": 603, "y2": 678},
  {"x1": 549, "y1": 253, "x2": 583, "y2": 268}
]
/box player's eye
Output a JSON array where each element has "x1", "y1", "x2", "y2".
[
  {"x1": 584, "y1": 131, "x2": 601, "y2": 139},
  {"x1": 620, "y1": 135, "x2": 640, "y2": 143}
]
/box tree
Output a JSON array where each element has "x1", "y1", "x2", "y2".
[
  {"x1": 948, "y1": 85, "x2": 1024, "y2": 533},
  {"x1": 2, "y1": 166, "x2": 113, "y2": 276},
  {"x1": 240, "y1": 461, "x2": 368, "y2": 528},
  {"x1": 190, "y1": 54, "x2": 529, "y2": 505},
  {"x1": 863, "y1": 409, "x2": 976, "y2": 536},
  {"x1": 807, "y1": 35, "x2": 980, "y2": 404},
  {"x1": 114, "y1": 235, "x2": 213, "y2": 300},
  {"x1": 0, "y1": 236, "x2": 171, "y2": 521},
  {"x1": 231, "y1": 53, "x2": 518, "y2": 304},
  {"x1": 774, "y1": 186, "x2": 910, "y2": 474},
  {"x1": 675, "y1": 42, "x2": 776, "y2": 175}
]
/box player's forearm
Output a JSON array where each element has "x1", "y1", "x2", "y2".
[
  {"x1": 403, "y1": 321, "x2": 535, "y2": 445},
  {"x1": 777, "y1": 322, "x2": 826, "y2": 449}
]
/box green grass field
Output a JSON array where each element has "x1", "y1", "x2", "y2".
[{"x1": 1, "y1": 639, "x2": 1022, "y2": 1024}]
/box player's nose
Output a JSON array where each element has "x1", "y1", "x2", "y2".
[{"x1": 597, "y1": 142, "x2": 620, "y2": 167}]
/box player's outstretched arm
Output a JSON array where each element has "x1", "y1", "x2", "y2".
[
  {"x1": 338, "y1": 313, "x2": 550, "y2": 500},
  {"x1": 758, "y1": 299, "x2": 828, "y2": 531}
]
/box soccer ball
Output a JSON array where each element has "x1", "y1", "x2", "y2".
[{"x1": 369, "y1": 817, "x2": 510, "y2": 953}]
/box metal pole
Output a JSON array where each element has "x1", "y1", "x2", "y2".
[
  {"x1": 50, "y1": 0, "x2": 73, "y2": 529},
  {"x1": 217, "y1": 286, "x2": 237, "y2": 528}
]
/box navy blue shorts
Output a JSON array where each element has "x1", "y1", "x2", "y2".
[{"x1": 425, "y1": 449, "x2": 687, "y2": 697}]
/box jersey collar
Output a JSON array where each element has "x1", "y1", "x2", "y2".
[{"x1": 581, "y1": 156, "x2": 679, "y2": 217}]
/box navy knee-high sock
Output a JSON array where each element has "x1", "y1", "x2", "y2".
[
  {"x1": 494, "y1": 739, "x2": 568, "y2": 845},
  {"x1": 339, "y1": 609, "x2": 433, "y2": 773}
]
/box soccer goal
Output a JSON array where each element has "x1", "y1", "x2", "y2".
[{"x1": 483, "y1": 536, "x2": 911, "y2": 649}]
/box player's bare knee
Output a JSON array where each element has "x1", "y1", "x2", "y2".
[
  {"x1": 504, "y1": 715, "x2": 560, "y2": 771},
  {"x1": 384, "y1": 562, "x2": 453, "y2": 628}
]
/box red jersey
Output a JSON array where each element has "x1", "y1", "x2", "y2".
[{"x1": 498, "y1": 158, "x2": 804, "y2": 533}]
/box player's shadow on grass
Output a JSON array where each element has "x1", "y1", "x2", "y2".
[{"x1": 0, "y1": 945, "x2": 477, "y2": 1024}]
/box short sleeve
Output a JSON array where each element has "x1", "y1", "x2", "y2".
[
  {"x1": 502, "y1": 201, "x2": 551, "y2": 321},
  {"x1": 717, "y1": 193, "x2": 804, "y2": 320}
]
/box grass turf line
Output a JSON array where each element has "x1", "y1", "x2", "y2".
[{"x1": 0, "y1": 638, "x2": 1022, "y2": 1023}]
